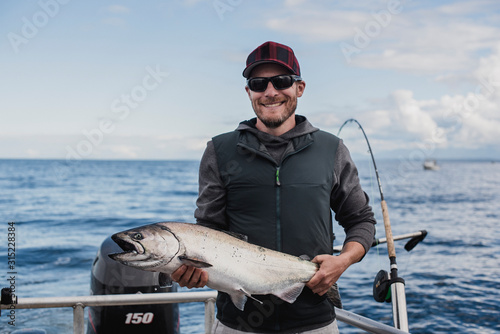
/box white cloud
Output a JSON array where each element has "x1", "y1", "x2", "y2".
[
  {"x1": 266, "y1": 10, "x2": 367, "y2": 42},
  {"x1": 266, "y1": 1, "x2": 500, "y2": 74},
  {"x1": 180, "y1": 0, "x2": 209, "y2": 7},
  {"x1": 438, "y1": 46, "x2": 500, "y2": 147},
  {"x1": 284, "y1": 0, "x2": 307, "y2": 7},
  {"x1": 337, "y1": 90, "x2": 448, "y2": 154},
  {"x1": 106, "y1": 5, "x2": 131, "y2": 14},
  {"x1": 360, "y1": 109, "x2": 393, "y2": 134},
  {"x1": 390, "y1": 90, "x2": 444, "y2": 142},
  {"x1": 436, "y1": 0, "x2": 498, "y2": 16},
  {"x1": 452, "y1": 113, "x2": 500, "y2": 148},
  {"x1": 350, "y1": 19, "x2": 500, "y2": 73},
  {"x1": 106, "y1": 145, "x2": 139, "y2": 159},
  {"x1": 308, "y1": 112, "x2": 342, "y2": 128},
  {"x1": 318, "y1": 44, "x2": 500, "y2": 157},
  {"x1": 474, "y1": 45, "x2": 500, "y2": 96},
  {"x1": 100, "y1": 5, "x2": 130, "y2": 28},
  {"x1": 101, "y1": 17, "x2": 127, "y2": 28}
]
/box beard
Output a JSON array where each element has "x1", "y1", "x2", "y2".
[{"x1": 252, "y1": 96, "x2": 298, "y2": 129}]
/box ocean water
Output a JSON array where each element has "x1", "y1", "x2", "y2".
[{"x1": 0, "y1": 159, "x2": 499, "y2": 333}]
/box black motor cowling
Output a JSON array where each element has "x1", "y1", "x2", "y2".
[{"x1": 88, "y1": 236, "x2": 179, "y2": 334}]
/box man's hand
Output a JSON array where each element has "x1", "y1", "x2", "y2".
[
  {"x1": 171, "y1": 265, "x2": 209, "y2": 289},
  {"x1": 306, "y1": 241, "x2": 365, "y2": 296},
  {"x1": 306, "y1": 255, "x2": 348, "y2": 296}
]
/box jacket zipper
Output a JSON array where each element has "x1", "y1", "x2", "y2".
[
  {"x1": 275, "y1": 167, "x2": 281, "y2": 186},
  {"x1": 274, "y1": 141, "x2": 314, "y2": 252},
  {"x1": 275, "y1": 166, "x2": 281, "y2": 251}
]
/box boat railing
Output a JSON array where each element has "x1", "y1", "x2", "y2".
[{"x1": 1, "y1": 290, "x2": 409, "y2": 334}]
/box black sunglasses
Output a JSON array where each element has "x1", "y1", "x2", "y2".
[{"x1": 246, "y1": 74, "x2": 302, "y2": 92}]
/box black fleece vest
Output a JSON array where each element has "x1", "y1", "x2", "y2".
[{"x1": 211, "y1": 129, "x2": 340, "y2": 332}]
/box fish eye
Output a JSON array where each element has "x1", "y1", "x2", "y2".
[{"x1": 132, "y1": 233, "x2": 143, "y2": 240}]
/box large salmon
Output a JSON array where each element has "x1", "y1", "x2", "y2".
[{"x1": 109, "y1": 222, "x2": 320, "y2": 311}]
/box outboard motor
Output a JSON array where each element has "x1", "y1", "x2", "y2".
[{"x1": 88, "y1": 236, "x2": 179, "y2": 334}]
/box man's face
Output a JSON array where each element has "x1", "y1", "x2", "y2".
[{"x1": 245, "y1": 63, "x2": 305, "y2": 130}]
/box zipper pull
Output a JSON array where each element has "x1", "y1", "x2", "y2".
[{"x1": 276, "y1": 167, "x2": 281, "y2": 186}]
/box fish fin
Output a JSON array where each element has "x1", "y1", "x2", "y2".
[
  {"x1": 158, "y1": 272, "x2": 172, "y2": 288},
  {"x1": 199, "y1": 225, "x2": 249, "y2": 242},
  {"x1": 239, "y1": 289, "x2": 263, "y2": 305},
  {"x1": 223, "y1": 231, "x2": 248, "y2": 242},
  {"x1": 229, "y1": 291, "x2": 248, "y2": 311},
  {"x1": 273, "y1": 283, "x2": 306, "y2": 304},
  {"x1": 178, "y1": 255, "x2": 213, "y2": 268},
  {"x1": 326, "y1": 283, "x2": 342, "y2": 309},
  {"x1": 299, "y1": 254, "x2": 311, "y2": 261}
]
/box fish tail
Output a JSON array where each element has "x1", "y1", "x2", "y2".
[{"x1": 326, "y1": 283, "x2": 342, "y2": 309}]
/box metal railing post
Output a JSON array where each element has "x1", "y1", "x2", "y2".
[
  {"x1": 391, "y1": 282, "x2": 409, "y2": 332},
  {"x1": 73, "y1": 303, "x2": 85, "y2": 334},
  {"x1": 204, "y1": 297, "x2": 216, "y2": 334}
]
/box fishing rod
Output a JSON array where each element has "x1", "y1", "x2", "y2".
[{"x1": 337, "y1": 118, "x2": 409, "y2": 332}]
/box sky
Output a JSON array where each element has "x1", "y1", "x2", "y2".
[{"x1": 1, "y1": 0, "x2": 500, "y2": 161}]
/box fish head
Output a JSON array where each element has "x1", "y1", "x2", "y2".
[{"x1": 109, "y1": 223, "x2": 180, "y2": 271}]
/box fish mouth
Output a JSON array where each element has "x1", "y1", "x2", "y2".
[
  {"x1": 109, "y1": 233, "x2": 148, "y2": 262},
  {"x1": 112, "y1": 233, "x2": 145, "y2": 254}
]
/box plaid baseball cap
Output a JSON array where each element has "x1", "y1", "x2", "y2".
[{"x1": 242, "y1": 41, "x2": 301, "y2": 78}]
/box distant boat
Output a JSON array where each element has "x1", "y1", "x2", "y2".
[{"x1": 423, "y1": 159, "x2": 440, "y2": 170}]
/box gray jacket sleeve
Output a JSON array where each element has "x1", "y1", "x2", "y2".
[
  {"x1": 331, "y1": 140, "x2": 376, "y2": 255},
  {"x1": 194, "y1": 140, "x2": 229, "y2": 230}
]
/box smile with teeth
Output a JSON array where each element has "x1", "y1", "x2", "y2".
[{"x1": 262, "y1": 101, "x2": 285, "y2": 108}]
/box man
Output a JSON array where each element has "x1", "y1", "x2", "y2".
[{"x1": 172, "y1": 41, "x2": 376, "y2": 333}]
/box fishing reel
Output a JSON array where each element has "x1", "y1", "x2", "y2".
[
  {"x1": 372, "y1": 230, "x2": 427, "y2": 303},
  {"x1": 373, "y1": 270, "x2": 392, "y2": 303}
]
